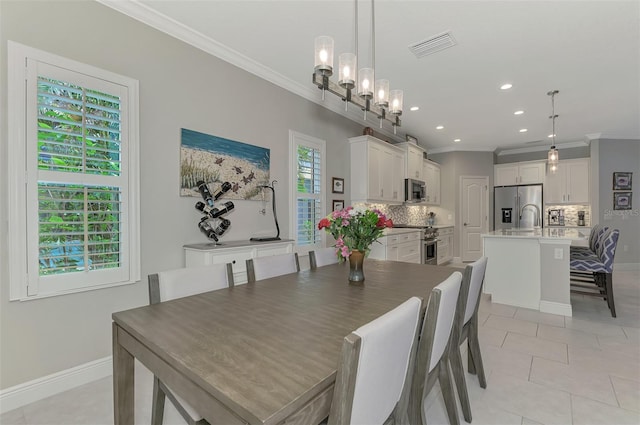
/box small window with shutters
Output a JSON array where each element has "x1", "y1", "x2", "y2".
[
  {"x1": 8, "y1": 42, "x2": 140, "y2": 300},
  {"x1": 289, "y1": 131, "x2": 326, "y2": 254}
]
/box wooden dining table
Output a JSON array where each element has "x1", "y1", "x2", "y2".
[{"x1": 112, "y1": 259, "x2": 460, "y2": 425}]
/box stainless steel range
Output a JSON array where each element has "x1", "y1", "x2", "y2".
[{"x1": 393, "y1": 225, "x2": 440, "y2": 265}]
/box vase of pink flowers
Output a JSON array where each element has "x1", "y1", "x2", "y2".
[{"x1": 317, "y1": 206, "x2": 393, "y2": 284}]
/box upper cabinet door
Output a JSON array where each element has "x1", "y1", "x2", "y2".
[
  {"x1": 518, "y1": 162, "x2": 545, "y2": 184},
  {"x1": 407, "y1": 145, "x2": 424, "y2": 180},
  {"x1": 566, "y1": 159, "x2": 590, "y2": 204},
  {"x1": 494, "y1": 164, "x2": 519, "y2": 186}
]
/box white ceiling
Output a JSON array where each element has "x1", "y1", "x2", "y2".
[{"x1": 102, "y1": 0, "x2": 640, "y2": 153}]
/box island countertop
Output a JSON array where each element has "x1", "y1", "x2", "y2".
[{"x1": 483, "y1": 228, "x2": 589, "y2": 244}]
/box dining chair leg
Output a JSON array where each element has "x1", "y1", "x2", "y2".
[
  {"x1": 438, "y1": 361, "x2": 460, "y2": 425},
  {"x1": 450, "y1": 347, "x2": 472, "y2": 423},
  {"x1": 605, "y1": 273, "x2": 616, "y2": 317},
  {"x1": 151, "y1": 376, "x2": 166, "y2": 425},
  {"x1": 468, "y1": 325, "x2": 487, "y2": 389}
]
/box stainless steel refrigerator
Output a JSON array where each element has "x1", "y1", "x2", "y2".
[{"x1": 494, "y1": 184, "x2": 543, "y2": 230}]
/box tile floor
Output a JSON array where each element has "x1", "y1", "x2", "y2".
[{"x1": 2, "y1": 270, "x2": 639, "y2": 425}]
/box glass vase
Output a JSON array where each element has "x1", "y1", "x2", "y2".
[{"x1": 348, "y1": 250, "x2": 365, "y2": 284}]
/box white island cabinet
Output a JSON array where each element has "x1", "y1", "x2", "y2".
[
  {"x1": 482, "y1": 228, "x2": 588, "y2": 316},
  {"x1": 184, "y1": 239, "x2": 294, "y2": 284}
]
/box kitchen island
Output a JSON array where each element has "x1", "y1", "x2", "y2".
[{"x1": 482, "y1": 228, "x2": 589, "y2": 316}]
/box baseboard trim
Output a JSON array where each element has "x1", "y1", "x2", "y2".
[
  {"x1": 0, "y1": 356, "x2": 112, "y2": 414},
  {"x1": 614, "y1": 263, "x2": 640, "y2": 271},
  {"x1": 539, "y1": 300, "x2": 573, "y2": 317}
]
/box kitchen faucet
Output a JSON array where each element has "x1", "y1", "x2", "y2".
[{"x1": 520, "y1": 203, "x2": 541, "y2": 228}]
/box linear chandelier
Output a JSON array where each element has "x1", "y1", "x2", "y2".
[
  {"x1": 313, "y1": 0, "x2": 403, "y2": 133},
  {"x1": 547, "y1": 90, "x2": 559, "y2": 173}
]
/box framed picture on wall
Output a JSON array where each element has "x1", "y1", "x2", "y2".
[
  {"x1": 613, "y1": 172, "x2": 632, "y2": 190},
  {"x1": 613, "y1": 192, "x2": 632, "y2": 210},
  {"x1": 332, "y1": 200, "x2": 344, "y2": 211},
  {"x1": 332, "y1": 177, "x2": 345, "y2": 194}
]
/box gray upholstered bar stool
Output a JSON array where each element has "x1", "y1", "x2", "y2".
[
  {"x1": 409, "y1": 271, "x2": 463, "y2": 425},
  {"x1": 147, "y1": 264, "x2": 234, "y2": 425},
  {"x1": 309, "y1": 247, "x2": 339, "y2": 269},
  {"x1": 328, "y1": 297, "x2": 424, "y2": 425},
  {"x1": 246, "y1": 252, "x2": 300, "y2": 283},
  {"x1": 449, "y1": 257, "x2": 489, "y2": 423}
]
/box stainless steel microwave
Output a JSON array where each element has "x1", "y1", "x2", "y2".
[{"x1": 404, "y1": 178, "x2": 426, "y2": 203}]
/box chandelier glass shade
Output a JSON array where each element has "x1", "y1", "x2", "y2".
[{"x1": 312, "y1": 0, "x2": 403, "y2": 132}]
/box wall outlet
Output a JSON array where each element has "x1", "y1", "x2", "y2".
[
  {"x1": 448, "y1": 214, "x2": 452, "y2": 220},
  {"x1": 554, "y1": 248, "x2": 563, "y2": 260},
  {"x1": 623, "y1": 245, "x2": 629, "y2": 252}
]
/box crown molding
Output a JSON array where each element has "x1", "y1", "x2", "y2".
[
  {"x1": 426, "y1": 145, "x2": 497, "y2": 155},
  {"x1": 96, "y1": 0, "x2": 404, "y2": 143},
  {"x1": 496, "y1": 140, "x2": 589, "y2": 156}
]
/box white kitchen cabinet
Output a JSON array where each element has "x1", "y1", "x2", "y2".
[
  {"x1": 423, "y1": 160, "x2": 441, "y2": 205},
  {"x1": 184, "y1": 240, "x2": 294, "y2": 284},
  {"x1": 397, "y1": 142, "x2": 426, "y2": 181},
  {"x1": 494, "y1": 161, "x2": 546, "y2": 186},
  {"x1": 369, "y1": 230, "x2": 421, "y2": 264},
  {"x1": 437, "y1": 226, "x2": 454, "y2": 265},
  {"x1": 350, "y1": 135, "x2": 405, "y2": 203},
  {"x1": 544, "y1": 158, "x2": 590, "y2": 204}
]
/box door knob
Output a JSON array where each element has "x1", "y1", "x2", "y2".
[{"x1": 463, "y1": 222, "x2": 468, "y2": 226}]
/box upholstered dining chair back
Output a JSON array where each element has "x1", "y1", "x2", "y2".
[
  {"x1": 595, "y1": 228, "x2": 619, "y2": 273},
  {"x1": 246, "y1": 253, "x2": 300, "y2": 283},
  {"x1": 148, "y1": 264, "x2": 234, "y2": 305},
  {"x1": 147, "y1": 263, "x2": 234, "y2": 425},
  {"x1": 463, "y1": 256, "x2": 488, "y2": 325},
  {"x1": 450, "y1": 257, "x2": 489, "y2": 423},
  {"x1": 409, "y1": 271, "x2": 463, "y2": 425},
  {"x1": 328, "y1": 297, "x2": 423, "y2": 425},
  {"x1": 309, "y1": 247, "x2": 339, "y2": 269}
]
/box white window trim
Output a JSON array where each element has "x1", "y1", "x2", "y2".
[
  {"x1": 7, "y1": 41, "x2": 140, "y2": 301},
  {"x1": 288, "y1": 130, "x2": 326, "y2": 255}
]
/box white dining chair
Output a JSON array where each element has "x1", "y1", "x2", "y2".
[
  {"x1": 309, "y1": 247, "x2": 339, "y2": 269},
  {"x1": 450, "y1": 257, "x2": 488, "y2": 423},
  {"x1": 409, "y1": 271, "x2": 463, "y2": 425},
  {"x1": 147, "y1": 264, "x2": 234, "y2": 425},
  {"x1": 328, "y1": 296, "x2": 424, "y2": 425},
  {"x1": 246, "y1": 253, "x2": 300, "y2": 283}
]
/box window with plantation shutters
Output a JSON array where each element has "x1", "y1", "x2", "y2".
[
  {"x1": 8, "y1": 42, "x2": 140, "y2": 300},
  {"x1": 289, "y1": 131, "x2": 326, "y2": 253}
]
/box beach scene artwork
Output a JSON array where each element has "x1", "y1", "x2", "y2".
[{"x1": 180, "y1": 128, "x2": 270, "y2": 200}]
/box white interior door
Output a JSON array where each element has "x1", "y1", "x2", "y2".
[{"x1": 461, "y1": 176, "x2": 489, "y2": 262}]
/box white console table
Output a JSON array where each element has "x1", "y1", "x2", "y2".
[{"x1": 184, "y1": 239, "x2": 295, "y2": 285}]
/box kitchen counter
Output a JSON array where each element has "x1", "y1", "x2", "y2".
[
  {"x1": 384, "y1": 227, "x2": 424, "y2": 235},
  {"x1": 484, "y1": 228, "x2": 588, "y2": 245},
  {"x1": 482, "y1": 229, "x2": 579, "y2": 316}
]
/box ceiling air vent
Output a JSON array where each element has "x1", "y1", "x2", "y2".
[{"x1": 408, "y1": 31, "x2": 456, "y2": 59}]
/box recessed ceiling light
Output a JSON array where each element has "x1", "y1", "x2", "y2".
[
  {"x1": 500, "y1": 83, "x2": 513, "y2": 90},
  {"x1": 514, "y1": 110, "x2": 524, "y2": 115},
  {"x1": 454, "y1": 138, "x2": 461, "y2": 143},
  {"x1": 436, "y1": 125, "x2": 444, "y2": 130},
  {"x1": 519, "y1": 129, "x2": 528, "y2": 133},
  {"x1": 410, "y1": 106, "x2": 420, "y2": 111}
]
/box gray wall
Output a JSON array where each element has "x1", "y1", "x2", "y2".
[
  {"x1": 0, "y1": 0, "x2": 362, "y2": 388},
  {"x1": 495, "y1": 146, "x2": 590, "y2": 164},
  {"x1": 429, "y1": 151, "x2": 494, "y2": 258},
  {"x1": 595, "y1": 139, "x2": 640, "y2": 266}
]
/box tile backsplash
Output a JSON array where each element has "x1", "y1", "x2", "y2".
[
  {"x1": 356, "y1": 203, "x2": 454, "y2": 227},
  {"x1": 544, "y1": 205, "x2": 591, "y2": 227}
]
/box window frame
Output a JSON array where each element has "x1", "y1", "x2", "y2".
[
  {"x1": 288, "y1": 130, "x2": 326, "y2": 255},
  {"x1": 7, "y1": 41, "x2": 140, "y2": 301}
]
